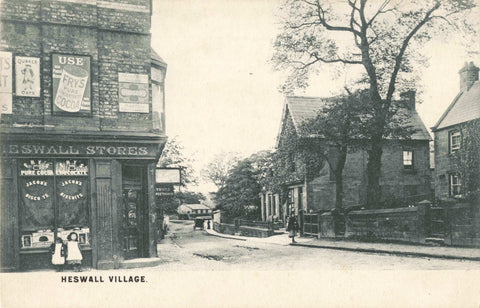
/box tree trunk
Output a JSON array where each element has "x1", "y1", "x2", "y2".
[
  {"x1": 334, "y1": 146, "x2": 348, "y2": 210},
  {"x1": 366, "y1": 133, "x2": 383, "y2": 208}
]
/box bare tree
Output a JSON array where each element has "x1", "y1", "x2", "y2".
[{"x1": 273, "y1": 0, "x2": 477, "y2": 207}]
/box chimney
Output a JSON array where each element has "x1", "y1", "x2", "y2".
[
  {"x1": 459, "y1": 61, "x2": 479, "y2": 91},
  {"x1": 400, "y1": 90, "x2": 416, "y2": 110}
]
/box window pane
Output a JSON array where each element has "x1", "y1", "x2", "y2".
[
  {"x1": 56, "y1": 176, "x2": 89, "y2": 227},
  {"x1": 19, "y1": 177, "x2": 54, "y2": 230}
]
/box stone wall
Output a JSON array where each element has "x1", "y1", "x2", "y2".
[
  {"x1": 445, "y1": 203, "x2": 480, "y2": 247},
  {"x1": 345, "y1": 205, "x2": 427, "y2": 243},
  {"x1": 307, "y1": 140, "x2": 431, "y2": 211},
  {"x1": 434, "y1": 128, "x2": 457, "y2": 200}
]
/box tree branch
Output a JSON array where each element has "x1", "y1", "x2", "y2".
[
  {"x1": 385, "y1": 2, "x2": 440, "y2": 103},
  {"x1": 311, "y1": 0, "x2": 361, "y2": 36}
]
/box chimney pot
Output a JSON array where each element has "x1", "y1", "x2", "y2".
[
  {"x1": 459, "y1": 61, "x2": 479, "y2": 91},
  {"x1": 400, "y1": 90, "x2": 416, "y2": 110}
]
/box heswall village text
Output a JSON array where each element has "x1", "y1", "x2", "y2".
[{"x1": 61, "y1": 275, "x2": 147, "y2": 283}]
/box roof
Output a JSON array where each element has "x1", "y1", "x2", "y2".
[
  {"x1": 182, "y1": 204, "x2": 211, "y2": 211},
  {"x1": 277, "y1": 95, "x2": 431, "y2": 146},
  {"x1": 432, "y1": 80, "x2": 480, "y2": 131},
  {"x1": 151, "y1": 48, "x2": 167, "y2": 68}
]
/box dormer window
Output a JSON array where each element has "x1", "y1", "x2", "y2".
[{"x1": 449, "y1": 130, "x2": 460, "y2": 153}]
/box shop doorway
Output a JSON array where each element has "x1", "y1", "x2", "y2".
[{"x1": 122, "y1": 165, "x2": 148, "y2": 260}]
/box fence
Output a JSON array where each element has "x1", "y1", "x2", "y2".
[{"x1": 303, "y1": 213, "x2": 319, "y2": 237}]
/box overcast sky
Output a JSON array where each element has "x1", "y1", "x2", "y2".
[{"x1": 151, "y1": 0, "x2": 480, "y2": 193}]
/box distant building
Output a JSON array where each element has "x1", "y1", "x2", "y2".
[
  {"x1": 431, "y1": 62, "x2": 480, "y2": 200},
  {"x1": 177, "y1": 204, "x2": 212, "y2": 219},
  {"x1": 262, "y1": 92, "x2": 432, "y2": 227}
]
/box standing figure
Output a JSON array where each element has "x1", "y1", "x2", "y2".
[
  {"x1": 66, "y1": 232, "x2": 83, "y2": 272},
  {"x1": 286, "y1": 212, "x2": 299, "y2": 243},
  {"x1": 50, "y1": 237, "x2": 66, "y2": 272}
]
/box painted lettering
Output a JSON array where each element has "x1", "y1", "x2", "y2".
[
  {"x1": 86, "y1": 145, "x2": 95, "y2": 155},
  {"x1": 21, "y1": 145, "x2": 32, "y2": 154},
  {"x1": 128, "y1": 147, "x2": 137, "y2": 155}
]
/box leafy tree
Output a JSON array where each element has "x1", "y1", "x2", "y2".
[
  {"x1": 215, "y1": 156, "x2": 263, "y2": 220},
  {"x1": 202, "y1": 152, "x2": 241, "y2": 190},
  {"x1": 157, "y1": 136, "x2": 197, "y2": 186},
  {"x1": 454, "y1": 119, "x2": 480, "y2": 202},
  {"x1": 177, "y1": 191, "x2": 206, "y2": 204},
  {"x1": 273, "y1": 0, "x2": 476, "y2": 207},
  {"x1": 299, "y1": 90, "x2": 366, "y2": 209}
]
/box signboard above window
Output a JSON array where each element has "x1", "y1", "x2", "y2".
[
  {"x1": 52, "y1": 54, "x2": 91, "y2": 116},
  {"x1": 155, "y1": 168, "x2": 181, "y2": 185}
]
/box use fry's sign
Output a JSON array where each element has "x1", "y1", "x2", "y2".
[
  {"x1": 1, "y1": 142, "x2": 158, "y2": 157},
  {"x1": 52, "y1": 54, "x2": 91, "y2": 115}
]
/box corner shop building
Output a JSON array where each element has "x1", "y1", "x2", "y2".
[{"x1": 0, "y1": 0, "x2": 167, "y2": 271}]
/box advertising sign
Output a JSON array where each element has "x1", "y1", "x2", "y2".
[
  {"x1": 52, "y1": 54, "x2": 91, "y2": 115},
  {"x1": 155, "y1": 168, "x2": 181, "y2": 185},
  {"x1": 118, "y1": 72, "x2": 149, "y2": 113},
  {"x1": 0, "y1": 51, "x2": 12, "y2": 114},
  {"x1": 15, "y1": 56, "x2": 41, "y2": 97}
]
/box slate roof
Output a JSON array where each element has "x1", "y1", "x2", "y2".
[
  {"x1": 277, "y1": 95, "x2": 431, "y2": 145},
  {"x1": 432, "y1": 80, "x2": 480, "y2": 131},
  {"x1": 151, "y1": 48, "x2": 167, "y2": 67},
  {"x1": 183, "y1": 204, "x2": 211, "y2": 211}
]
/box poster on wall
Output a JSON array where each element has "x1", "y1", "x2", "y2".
[
  {"x1": 15, "y1": 56, "x2": 41, "y2": 97},
  {"x1": 52, "y1": 54, "x2": 91, "y2": 115},
  {"x1": 118, "y1": 72, "x2": 149, "y2": 113},
  {"x1": 0, "y1": 51, "x2": 13, "y2": 114}
]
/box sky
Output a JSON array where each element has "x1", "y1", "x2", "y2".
[{"x1": 151, "y1": 0, "x2": 480, "y2": 193}]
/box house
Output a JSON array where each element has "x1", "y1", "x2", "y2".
[
  {"x1": 431, "y1": 62, "x2": 480, "y2": 200},
  {"x1": 177, "y1": 204, "x2": 213, "y2": 219},
  {"x1": 261, "y1": 92, "x2": 432, "y2": 226},
  {"x1": 0, "y1": 0, "x2": 167, "y2": 271}
]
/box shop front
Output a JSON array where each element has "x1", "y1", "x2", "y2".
[{"x1": 0, "y1": 131, "x2": 166, "y2": 271}]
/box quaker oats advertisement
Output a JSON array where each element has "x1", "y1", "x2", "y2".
[
  {"x1": 15, "y1": 56, "x2": 41, "y2": 97},
  {"x1": 52, "y1": 54, "x2": 91, "y2": 115}
]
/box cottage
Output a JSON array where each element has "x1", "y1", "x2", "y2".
[
  {"x1": 262, "y1": 93, "x2": 432, "y2": 229},
  {"x1": 431, "y1": 62, "x2": 480, "y2": 200}
]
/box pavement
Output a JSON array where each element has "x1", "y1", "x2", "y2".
[{"x1": 205, "y1": 227, "x2": 480, "y2": 261}]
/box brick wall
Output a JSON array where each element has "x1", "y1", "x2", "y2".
[{"x1": 0, "y1": 0, "x2": 155, "y2": 134}]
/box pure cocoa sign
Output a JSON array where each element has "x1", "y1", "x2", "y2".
[{"x1": 52, "y1": 54, "x2": 91, "y2": 115}]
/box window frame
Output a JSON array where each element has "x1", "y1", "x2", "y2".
[
  {"x1": 403, "y1": 150, "x2": 414, "y2": 169},
  {"x1": 449, "y1": 130, "x2": 461, "y2": 154},
  {"x1": 449, "y1": 173, "x2": 462, "y2": 197}
]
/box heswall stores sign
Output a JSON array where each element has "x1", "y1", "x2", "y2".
[{"x1": 52, "y1": 54, "x2": 91, "y2": 115}]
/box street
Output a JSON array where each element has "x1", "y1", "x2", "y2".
[{"x1": 152, "y1": 220, "x2": 480, "y2": 271}]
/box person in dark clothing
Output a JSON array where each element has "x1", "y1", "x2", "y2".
[{"x1": 286, "y1": 212, "x2": 299, "y2": 243}]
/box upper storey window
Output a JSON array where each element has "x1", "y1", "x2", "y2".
[
  {"x1": 449, "y1": 130, "x2": 461, "y2": 153},
  {"x1": 151, "y1": 66, "x2": 165, "y2": 133}
]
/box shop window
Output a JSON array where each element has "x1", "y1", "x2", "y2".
[
  {"x1": 449, "y1": 130, "x2": 460, "y2": 153},
  {"x1": 403, "y1": 150, "x2": 413, "y2": 169},
  {"x1": 19, "y1": 159, "x2": 90, "y2": 250},
  {"x1": 449, "y1": 174, "x2": 462, "y2": 197}
]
